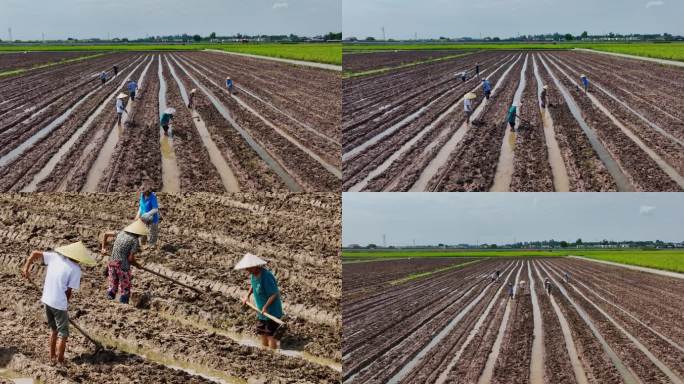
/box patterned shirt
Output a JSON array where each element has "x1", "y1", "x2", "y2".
[{"x1": 109, "y1": 231, "x2": 139, "y2": 271}]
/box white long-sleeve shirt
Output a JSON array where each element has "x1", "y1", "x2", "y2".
[
  {"x1": 116, "y1": 98, "x2": 126, "y2": 113},
  {"x1": 464, "y1": 98, "x2": 473, "y2": 113}
]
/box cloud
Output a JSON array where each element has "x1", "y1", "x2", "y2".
[
  {"x1": 645, "y1": 0, "x2": 664, "y2": 8},
  {"x1": 272, "y1": 1, "x2": 288, "y2": 9},
  {"x1": 639, "y1": 205, "x2": 656, "y2": 215}
]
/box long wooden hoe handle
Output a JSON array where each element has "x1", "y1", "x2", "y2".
[
  {"x1": 138, "y1": 265, "x2": 203, "y2": 295},
  {"x1": 244, "y1": 300, "x2": 285, "y2": 325}
]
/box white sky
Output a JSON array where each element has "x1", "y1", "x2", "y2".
[
  {"x1": 0, "y1": 0, "x2": 341, "y2": 40},
  {"x1": 342, "y1": 193, "x2": 684, "y2": 246},
  {"x1": 343, "y1": 0, "x2": 683, "y2": 39}
]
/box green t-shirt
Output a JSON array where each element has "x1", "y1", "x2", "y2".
[{"x1": 250, "y1": 268, "x2": 283, "y2": 320}]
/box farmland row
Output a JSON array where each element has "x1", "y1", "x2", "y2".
[
  {"x1": 342, "y1": 257, "x2": 684, "y2": 383},
  {"x1": 342, "y1": 50, "x2": 684, "y2": 191}
]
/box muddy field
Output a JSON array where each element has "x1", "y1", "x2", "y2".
[
  {"x1": 0, "y1": 51, "x2": 341, "y2": 193},
  {"x1": 343, "y1": 50, "x2": 684, "y2": 191},
  {"x1": 343, "y1": 50, "x2": 472, "y2": 72},
  {"x1": 0, "y1": 193, "x2": 341, "y2": 383},
  {"x1": 342, "y1": 257, "x2": 684, "y2": 383},
  {"x1": 0, "y1": 51, "x2": 90, "y2": 72}
]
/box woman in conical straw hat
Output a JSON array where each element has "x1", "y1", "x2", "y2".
[
  {"x1": 21, "y1": 241, "x2": 95, "y2": 365},
  {"x1": 116, "y1": 93, "x2": 128, "y2": 126},
  {"x1": 100, "y1": 219, "x2": 149, "y2": 304},
  {"x1": 188, "y1": 88, "x2": 196, "y2": 109},
  {"x1": 236, "y1": 253, "x2": 283, "y2": 349}
]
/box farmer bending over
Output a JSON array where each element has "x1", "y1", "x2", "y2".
[
  {"x1": 100, "y1": 219, "x2": 149, "y2": 304},
  {"x1": 136, "y1": 182, "x2": 161, "y2": 247},
  {"x1": 482, "y1": 78, "x2": 492, "y2": 100},
  {"x1": 507, "y1": 102, "x2": 520, "y2": 132},
  {"x1": 160, "y1": 108, "x2": 175, "y2": 136},
  {"x1": 21, "y1": 242, "x2": 95, "y2": 365},
  {"x1": 226, "y1": 76, "x2": 234, "y2": 94},
  {"x1": 540, "y1": 85, "x2": 548, "y2": 108},
  {"x1": 100, "y1": 71, "x2": 107, "y2": 85},
  {"x1": 127, "y1": 79, "x2": 138, "y2": 101},
  {"x1": 188, "y1": 88, "x2": 196, "y2": 109},
  {"x1": 581, "y1": 74, "x2": 589, "y2": 92},
  {"x1": 237, "y1": 253, "x2": 283, "y2": 349}
]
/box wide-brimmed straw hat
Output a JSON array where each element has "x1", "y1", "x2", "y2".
[
  {"x1": 580, "y1": 74, "x2": 586, "y2": 78},
  {"x1": 543, "y1": 85, "x2": 548, "y2": 89},
  {"x1": 164, "y1": 107, "x2": 176, "y2": 115},
  {"x1": 234, "y1": 253, "x2": 267, "y2": 270},
  {"x1": 55, "y1": 241, "x2": 96, "y2": 266},
  {"x1": 465, "y1": 92, "x2": 477, "y2": 100},
  {"x1": 190, "y1": 88, "x2": 197, "y2": 93},
  {"x1": 117, "y1": 93, "x2": 128, "y2": 99},
  {"x1": 123, "y1": 219, "x2": 149, "y2": 236},
  {"x1": 226, "y1": 76, "x2": 231, "y2": 80}
]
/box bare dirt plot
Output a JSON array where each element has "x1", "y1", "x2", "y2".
[
  {"x1": 0, "y1": 51, "x2": 92, "y2": 72},
  {"x1": 0, "y1": 193, "x2": 341, "y2": 383},
  {"x1": 343, "y1": 50, "x2": 474, "y2": 73},
  {"x1": 0, "y1": 51, "x2": 341, "y2": 192},
  {"x1": 342, "y1": 257, "x2": 684, "y2": 383},
  {"x1": 343, "y1": 50, "x2": 684, "y2": 191}
]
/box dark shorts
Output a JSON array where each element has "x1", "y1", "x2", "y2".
[
  {"x1": 508, "y1": 120, "x2": 516, "y2": 129},
  {"x1": 130, "y1": 91, "x2": 136, "y2": 100},
  {"x1": 484, "y1": 90, "x2": 491, "y2": 99},
  {"x1": 256, "y1": 319, "x2": 280, "y2": 338},
  {"x1": 45, "y1": 304, "x2": 69, "y2": 338}
]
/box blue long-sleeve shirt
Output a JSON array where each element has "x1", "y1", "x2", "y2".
[
  {"x1": 226, "y1": 79, "x2": 233, "y2": 89},
  {"x1": 128, "y1": 81, "x2": 138, "y2": 92},
  {"x1": 582, "y1": 77, "x2": 589, "y2": 87},
  {"x1": 138, "y1": 193, "x2": 159, "y2": 224},
  {"x1": 482, "y1": 80, "x2": 492, "y2": 93}
]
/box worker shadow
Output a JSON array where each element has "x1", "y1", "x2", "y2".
[
  {"x1": 0, "y1": 346, "x2": 19, "y2": 367},
  {"x1": 72, "y1": 349, "x2": 142, "y2": 366},
  {"x1": 280, "y1": 332, "x2": 309, "y2": 351}
]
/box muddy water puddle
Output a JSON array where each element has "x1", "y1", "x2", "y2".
[
  {"x1": 532, "y1": 55, "x2": 570, "y2": 191},
  {"x1": 158, "y1": 56, "x2": 181, "y2": 193},
  {"x1": 82, "y1": 56, "x2": 154, "y2": 192},
  {"x1": 93, "y1": 334, "x2": 249, "y2": 384},
  {"x1": 539, "y1": 54, "x2": 634, "y2": 192},
  {"x1": 165, "y1": 57, "x2": 239, "y2": 192},
  {"x1": 490, "y1": 54, "x2": 528, "y2": 192},
  {"x1": 0, "y1": 369, "x2": 36, "y2": 384},
  {"x1": 411, "y1": 54, "x2": 522, "y2": 191},
  {"x1": 22, "y1": 58, "x2": 147, "y2": 192},
  {"x1": 169, "y1": 55, "x2": 301, "y2": 191},
  {"x1": 156, "y1": 311, "x2": 342, "y2": 372}
]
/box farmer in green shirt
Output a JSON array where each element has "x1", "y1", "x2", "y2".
[
  {"x1": 507, "y1": 103, "x2": 520, "y2": 132},
  {"x1": 236, "y1": 253, "x2": 283, "y2": 349},
  {"x1": 160, "y1": 107, "x2": 175, "y2": 136}
]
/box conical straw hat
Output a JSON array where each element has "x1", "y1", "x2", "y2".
[
  {"x1": 190, "y1": 88, "x2": 197, "y2": 93},
  {"x1": 164, "y1": 107, "x2": 176, "y2": 114},
  {"x1": 55, "y1": 241, "x2": 96, "y2": 266},
  {"x1": 465, "y1": 92, "x2": 477, "y2": 100},
  {"x1": 117, "y1": 93, "x2": 128, "y2": 99},
  {"x1": 234, "y1": 253, "x2": 267, "y2": 270},
  {"x1": 123, "y1": 219, "x2": 149, "y2": 236}
]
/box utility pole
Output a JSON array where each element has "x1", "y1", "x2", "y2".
[
  {"x1": 414, "y1": 32, "x2": 418, "y2": 41},
  {"x1": 42, "y1": 32, "x2": 45, "y2": 43},
  {"x1": 381, "y1": 26, "x2": 385, "y2": 41},
  {"x1": 382, "y1": 234, "x2": 386, "y2": 248},
  {"x1": 8, "y1": 27, "x2": 12, "y2": 42}
]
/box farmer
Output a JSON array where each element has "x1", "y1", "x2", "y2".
[
  {"x1": 507, "y1": 103, "x2": 519, "y2": 132},
  {"x1": 475, "y1": 63, "x2": 480, "y2": 78},
  {"x1": 127, "y1": 79, "x2": 138, "y2": 102},
  {"x1": 564, "y1": 272, "x2": 570, "y2": 283},
  {"x1": 496, "y1": 270, "x2": 501, "y2": 279},
  {"x1": 460, "y1": 71, "x2": 467, "y2": 83},
  {"x1": 99, "y1": 71, "x2": 107, "y2": 85},
  {"x1": 21, "y1": 241, "x2": 95, "y2": 365},
  {"x1": 507, "y1": 282, "x2": 514, "y2": 298},
  {"x1": 136, "y1": 183, "x2": 161, "y2": 247},
  {"x1": 116, "y1": 93, "x2": 128, "y2": 126},
  {"x1": 464, "y1": 93, "x2": 476, "y2": 125},
  {"x1": 160, "y1": 108, "x2": 175, "y2": 136},
  {"x1": 226, "y1": 76, "x2": 234, "y2": 94},
  {"x1": 482, "y1": 78, "x2": 492, "y2": 100},
  {"x1": 540, "y1": 85, "x2": 548, "y2": 108},
  {"x1": 518, "y1": 280, "x2": 526, "y2": 295},
  {"x1": 490, "y1": 273, "x2": 496, "y2": 283},
  {"x1": 187, "y1": 88, "x2": 196, "y2": 109},
  {"x1": 113, "y1": 65, "x2": 118, "y2": 76},
  {"x1": 545, "y1": 278, "x2": 552, "y2": 294},
  {"x1": 581, "y1": 74, "x2": 589, "y2": 92},
  {"x1": 100, "y1": 219, "x2": 149, "y2": 304},
  {"x1": 237, "y1": 253, "x2": 283, "y2": 349}
]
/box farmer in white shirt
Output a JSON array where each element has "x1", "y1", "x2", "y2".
[
  {"x1": 116, "y1": 93, "x2": 128, "y2": 126},
  {"x1": 21, "y1": 241, "x2": 95, "y2": 365},
  {"x1": 464, "y1": 92, "x2": 477, "y2": 126}
]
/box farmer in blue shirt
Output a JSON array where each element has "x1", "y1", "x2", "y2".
[
  {"x1": 236, "y1": 253, "x2": 283, "y2": 349},
  {"x1": 507, "y1": 103, "x2": 519, "y2": 132},
  {"x1": 127, "y1": 79, "x2": 138, "y2": 101},
  {"x1": 482, "y1": 78, "x2": 492, "y2": 100},
  {"x1": 581, "y1": 74, "x2": 589, "y2": 92},
  {"x1": 136, "y1": 182, "x2": 161, "y2": 246},
  {"x1": 226, "y1": 76, "x2": 234, "y2": 94},
  {"x1": 160, "y1": 108, "x2": 175, "y2": 136}
]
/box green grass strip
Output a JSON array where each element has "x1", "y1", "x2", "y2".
[
  {"x1": 343, "y1": 51, "x2": 474, "y2": 78},
  {"x1": 388, "y1": 260, "x2": 481, "y2": 285},
  {"x1": 0, "y1": 53, "x2": 104, "y2": 77}
]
